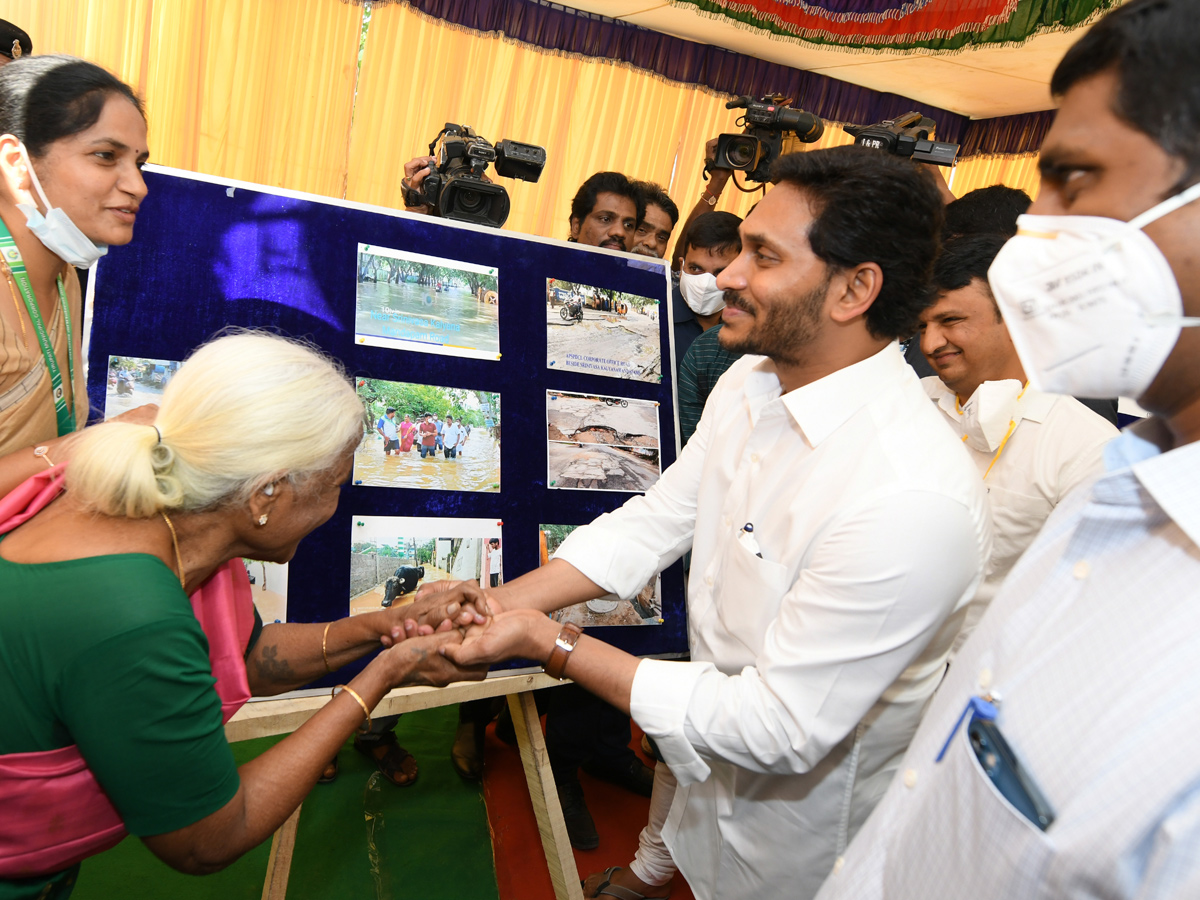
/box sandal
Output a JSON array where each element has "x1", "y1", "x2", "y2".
[
  {"x1": 318, "y1": 755, "x2": 339, "y2": 784},
  {"x1": 582, "y1": 866, "x2": 670, "y2": 900},
  {"x1": 354, "y1": 731, "x2": 419, "y2": 787}
]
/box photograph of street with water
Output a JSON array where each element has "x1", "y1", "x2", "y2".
[
  {"x1": 546, "y1": 390, "x2": 660, "y2": 492},
  {"x1": 356, "y1": 243, "x2": 500, "y2": 359},
  {"x1": 354, "y1": 377, "x2": 501, "y2": 492},
  {"x1": 540, "y1": 524, "x2": 661, "y2": 627},
  {"x1": 545, "y1": 277, "x2": 661, "y2": 382},
  {"x1": 349, "y1": 516, "x2": 503, "y2": 617},
  {"x1": 104, "y1": 354, "x2": 180, "y2": 418}
]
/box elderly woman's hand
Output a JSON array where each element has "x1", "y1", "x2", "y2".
[
  {"x1": 382, "y1": 630, "x2": 488, "y2": 687},
  {"x1": 397, "y1": 580, "x2": 499, "y2": 638}
]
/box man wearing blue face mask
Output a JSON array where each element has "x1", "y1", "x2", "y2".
[{"x1": 815, "y1": 2, "x2": 1200, "y2": 897}]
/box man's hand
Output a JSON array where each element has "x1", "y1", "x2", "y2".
[
  {"x1": 402, "y1": 155, "x2": 436, "y2": 212},
  {"x1": 440, "y1": 608, "x2": 551, "y2": 668},
  {"x1": 387, "y1": 580, "x2": 498, "y2": 643},
  {"x1": 383, "y1": 630, "x2": 488, "y2": 687},
  {"x1": 108, "y1": 403, "x2": 159, "y2": 425}
]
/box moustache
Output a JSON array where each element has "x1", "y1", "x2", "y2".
[
  {"x1": 723, "y1": 289, "x2": 753, "y2": 314},
  {"x1": 601, "y1": 238, "x2": 626, "y2": 250}
]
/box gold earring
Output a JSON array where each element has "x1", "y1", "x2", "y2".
[{"x1": 258, "y1": 514, "x2": 269, "y2": 526}]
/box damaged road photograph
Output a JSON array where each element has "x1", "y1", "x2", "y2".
[{"x1": 546, "y1": 390, "x2": 660, "y2": 492}]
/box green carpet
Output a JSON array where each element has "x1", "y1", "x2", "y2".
[{"x1": 73, "y1": 706, "x2": 499, "y2": 900}]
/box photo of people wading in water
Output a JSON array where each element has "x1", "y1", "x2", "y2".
[
  {"x1": 104, "y1": 355, "x2": 180, "y2": 417},
  {"x1": 348, "y1": 516, "x2": 503, "y2": 617},
  {"x1": 355, "y1": 243, "x2": 500, "y2": 360},
  {"x1": 354, "y1": 377, "x2": 500, "y2": 492}
]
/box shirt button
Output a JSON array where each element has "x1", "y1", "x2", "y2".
[
  {"x1": 1073, "y1": 560, "x2": 1090, "y2": 579},
  {"x1": 724, "y1": 516, "x2": 732, "y2": 526},
  {"x1": 706, "y1": 576, "x2": 713, "y2": 586},
  {"x1": 903, "y1": 768, "x2": 918, "y2": 788},
  {"x1": 832, "y1": 857, "x2": 845, "y2": 876},
  {"x1": 750, "y1": 453, "x2": 760, "y2": 463}
]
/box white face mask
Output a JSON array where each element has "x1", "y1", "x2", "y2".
[
  {"x1": 958, "y1": 379, "x2": 1024, "y2": 453},
  {"x1": 16, "y1": 143, "x2": 108, "y2": 269},
  {"x1": 987, "y1": 182, "x2": 1200, "y2": 399},
  {"x1": 679, "y1": 270, "x2": 726, "y2": 316}
]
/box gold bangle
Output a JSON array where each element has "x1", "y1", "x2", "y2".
[
  {"x1": 322, "y1": 621, "x2": 334, "y2": 673},
  {"x1": 32, "y1": 445, "x2": 54, "y2": 468},
  {"x1": 332, "y1": 684, "x2": 371, "y2": 732}
]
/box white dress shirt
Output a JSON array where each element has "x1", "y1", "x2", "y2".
[
  {"x1": 923, "y1": 377, "x2": 1117, "y2": 650},
  {"x1": 816, "y1": 418, "x2": 1200, "y2": 900},
  {"x1": 556, "y1": 343, "x2": 991, "y2": 900}
]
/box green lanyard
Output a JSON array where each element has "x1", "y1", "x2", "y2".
[{"x1": 0, "y1": 218, "x2": 75, "y2": 436}]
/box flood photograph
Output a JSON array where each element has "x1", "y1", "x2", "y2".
[
  {"x1": 354, "y1": 376, "x2": 500, "y2": 492},
  {"x1": 356, "y1": 243, "x2": 500, "y2": 360},
  {"x1": 349, "y1": 516, "x2": 503, "y2": 617}
]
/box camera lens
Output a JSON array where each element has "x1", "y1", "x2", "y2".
[
  {"x1": 727, "y1": 136, "x2": 759, "y2": 169},
  {"x1": 456, "y1": 189, "x2": 486, "y2": 214}
]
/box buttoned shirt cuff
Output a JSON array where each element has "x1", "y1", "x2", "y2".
[
  {"x1": 630, "y1": 657, "x2": 713, "y2": 786},
  {"x1": 554, "y1": 516, "x2": 662, "y2": 600}
]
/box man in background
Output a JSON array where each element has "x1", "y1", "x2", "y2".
[
  {"x1": 376, "y1": 407, "x2": 400, "y2": 456},
  {"x1": 918, "y1": 233, "x2": 1117, "y2": 650},
  {"x1": 630, "y1": 181, "x2": 678, "y2": 259}
]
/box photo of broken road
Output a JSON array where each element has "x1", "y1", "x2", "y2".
[
  {"x1": 545, "y1": 277, "x2": 661, "y2": 383},
  {"x1": 546, "y1": 390, "x2": 661, "y2": 493}
]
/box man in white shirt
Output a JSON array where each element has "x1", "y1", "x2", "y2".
[
  {"x1": 376, "y1": 407, "x2": 399, "y2": 456},
  {"x1": 917, "y1": 232, "x2": 1117, "y2": 651},
  {"x1": 814, "y1": 3, "x2": 1200, "y2": 897},
  {"x1": 430, "y1": 146, "x2": 992, "y2": 900},
  {"x1": 442, "y1": 415, "x2": 464, "y2": 459}
]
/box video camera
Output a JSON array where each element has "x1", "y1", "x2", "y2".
[
  {"x1": 713, "y1": 95, "x2": 824, "y2": 183},
  {"x1": 842, "y1": 112, "x2": 959, "y2": 167},
  {"x1": 404, "y1": 123, "x2": 547, "y2": 228}
]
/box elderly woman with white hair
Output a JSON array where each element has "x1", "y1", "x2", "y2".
[{"x1": 0, "y1": 331, "x2": 484, "y2": 900}]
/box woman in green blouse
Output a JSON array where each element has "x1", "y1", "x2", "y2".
[{"x1": 0, "y1": 331, "x2": 483, "y2": 899}]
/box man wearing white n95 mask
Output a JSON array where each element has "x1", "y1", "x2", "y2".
[
  {"x1": 917, "y1": 233, "x2": 1117, "y2": 652},
  {"x1": 816, "y1": 2, "x2": 1200, "y2": 898}
]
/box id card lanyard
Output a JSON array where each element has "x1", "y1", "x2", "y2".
[{"x1": 0, "y1": 217, "x2": 75, "y2": 436}]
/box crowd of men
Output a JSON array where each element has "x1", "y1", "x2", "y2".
[
  {"x1": 400, "y1": 1, "x2": 1200, "y2": 898},
  {"x1": 11, "y1": 0, "x2": 1193, "y2": 895}
]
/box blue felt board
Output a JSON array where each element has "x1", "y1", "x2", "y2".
[{"x1": 85, "y1": 167, "x2": 688, "y2": 684}]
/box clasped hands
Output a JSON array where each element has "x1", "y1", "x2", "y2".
[{"x1": 384, "y1": 580, "x2": 551, "y2": 670}]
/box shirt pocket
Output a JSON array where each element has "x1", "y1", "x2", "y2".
[
  {"x1": 713, "y1": 535, "x2": 790, "y2": 655},
  {"x1": 884, "y1": 723, "x2": 1054, "y2": 897},
  {"x1": 986, "y1": 485, "x2": 1054, "y2": 581}
]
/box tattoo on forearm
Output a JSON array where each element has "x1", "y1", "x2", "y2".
[{"x1": 254, "y1": 644, "x2": 294, "y2": 683}]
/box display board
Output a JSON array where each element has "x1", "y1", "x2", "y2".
[{"x1": 85, "y1": 166, "x2": 687, "y2": 684}]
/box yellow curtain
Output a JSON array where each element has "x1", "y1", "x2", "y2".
[
  {"x1": 2, "y1": 0, "x2": 361, "y2": 197},
  {"x1": 949, "y1": 153, "x2": 1041, "y2": 200},
  {"x1": 6, "y1": 0, "x2": 1036, "y2": 236}
]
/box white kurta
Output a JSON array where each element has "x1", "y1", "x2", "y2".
[
  {"x1": 922, "y1": 377, "x2": 1117, "y2": 650},
  {"x1": 556, "y1": 343, "x2": 992, "y2": 900}
]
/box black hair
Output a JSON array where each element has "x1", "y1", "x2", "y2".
[
  {"x1": 569, "y1": 171, "x2": 645, "y2": 226},
  {"x1": 1052, "y1": 0, "x2": 1200, "y2": 179},
  {"x1": 0, "y1": 55, "x2": 144, "y2": 159},
  {"x1": 769, "y1": 146, "x2": 944, "y2": 340},
  {"x1": 932, "y1": 233, "x2": 1010, "y2": 322},
  {"x1": 633, "y1": 180, "x2": 679, "y2": 228},
  {"x1": 685, "y1": 211, "x2": 742, "y2": 257},
  {"x1": 385, "y1": 407, "x2": 396, "y2": 414},
  {"x1": 943, "y1": 185, "x2": 1031, "y2": 239}
]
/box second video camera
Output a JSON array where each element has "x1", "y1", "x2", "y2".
[
  {"x1": 843, "y1": 113, "x2": 960, "y2": 166},
  {"x1": 406, "y1": 123, "x2": 547, "y2": 228},
  {"x1": 714, "y1": 95, "x2": 824, "y2": 183}
]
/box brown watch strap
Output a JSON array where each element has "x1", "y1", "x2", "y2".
[{"x1": 544, "y1": 622, "x2": 583, "y2": 680}]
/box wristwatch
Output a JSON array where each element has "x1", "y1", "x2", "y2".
[
  {"x1": 544, "y1": 622, "x2": 583, "y2": 680},
  {"x1": 700, "y1": 190, "x2": 718, "y2": 207}
]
